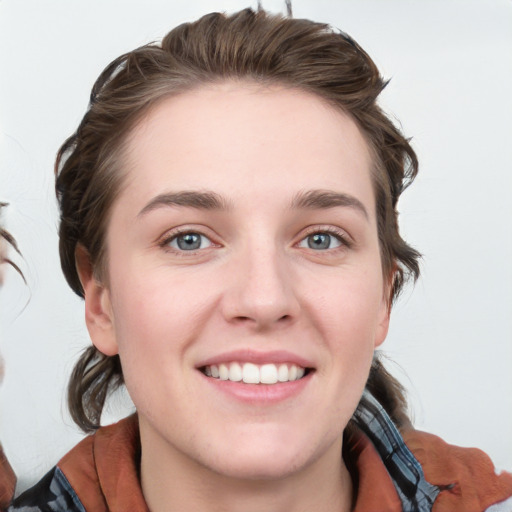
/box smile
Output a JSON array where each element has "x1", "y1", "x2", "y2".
[{"x1": 201, "y1": 362, "x2": 308, "y2": 384}]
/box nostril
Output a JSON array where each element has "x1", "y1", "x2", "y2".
[{"x1": 233, "y1": 315, "x2": 252, "y2": 323}]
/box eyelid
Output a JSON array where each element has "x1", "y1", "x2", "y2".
[
  {"x1": 157, "y1": 225, "x2": 221, "y2": 253},
  {"x1": 296, "y1": 225, "x2": 353, "y2": 250},
  {"x1": 168, "y1": 233, "x2": 212, "y2": 251},
  {"x1": 156, "y1": 224, "x2": 353, "y2": 254}
]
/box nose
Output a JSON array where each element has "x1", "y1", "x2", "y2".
[{"x1": 221, "y1": 242, "x2": 300, "y2": 330}]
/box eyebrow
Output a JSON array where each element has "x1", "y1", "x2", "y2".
[
  {"x1": 291, "y1": 189, "x2": 369, "y2": 219},
  {"x1": 138, "y1": 191, "x2": 231, "y2": 217},
  {"x1": 137, "y1": 188, "x2": 368, "y2": 219}
]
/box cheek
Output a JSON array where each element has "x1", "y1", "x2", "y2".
[
  {"x1": 305, "y1": 265, "x2": 385, "y2": 335},
  {"x1": 107, "y1": 281, "x2": 184, "y2": 412},
  {"x1": 107, "y1": 267, "x2": 219, "y2": 372}
]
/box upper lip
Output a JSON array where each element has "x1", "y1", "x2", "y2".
[{"x1": 196, "y1": 349, "x2": 315, "y2": 369}]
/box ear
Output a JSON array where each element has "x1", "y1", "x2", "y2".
[
  {"x1": 374, "y1": 272, "x2": 393, "y2": 349},
  {"x1": 75, "y1": 245, "x2": 119, "y2": 356}
]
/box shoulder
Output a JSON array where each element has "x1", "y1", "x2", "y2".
[
  {"x1": 7, "y1": 428, "x2": 104, "y2": 512},
  {"x1": 351, "y1": 391, "x2": 512, "y2": 512},
  {"x1": 6, "y1": 416, "x2": 142, "y2": 512},
  {"x1": 402, "y1": 429, "x2": 512, "y2": 512},
  {"x1": 7, "y1": 467, "x2": 85, "y2": 512}
]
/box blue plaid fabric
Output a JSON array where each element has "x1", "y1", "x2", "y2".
[
  {"x1": 8, "y1": 466, "x2": 85, "y2": 512},
  {"x1": 353, "y1": 390, "x2": 440, "y2": 511}
]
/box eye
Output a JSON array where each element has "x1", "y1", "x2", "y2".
[
  {"x1": 167, "y1": 232, "x2": 213, "y2": 251},
  {"x1": 298, "y1": 232, "x2": 343, "y2": 251}
]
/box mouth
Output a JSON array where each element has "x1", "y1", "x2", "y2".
[{"x1": 200, "y1": 362, "x2": 312, "y2": 385}]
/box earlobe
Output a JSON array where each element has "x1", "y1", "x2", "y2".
[
  {"x1": 375, "y1": 302, "x2": 391, "y2": 348},
  {"x1": 75, "y1": 245, "x2": 119, "y2": 356},
  {"x1": 375, "y1": 273, "x2": 393, "y2": 348}
]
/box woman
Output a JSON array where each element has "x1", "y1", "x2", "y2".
[{"x1": 7, "y1": 8, "x2": 512, "y2": 512}]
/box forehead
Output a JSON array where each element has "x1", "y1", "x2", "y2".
[{"x1": 120, "y1": 82, "x2": 375, "y2": 214}]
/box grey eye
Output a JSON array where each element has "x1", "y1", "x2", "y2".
[
  {"x1": 169, "y1": 233, "x2": 212, "y2": 251},
  {"x1": 308, "y1": 233, "x2": 330, "y2": 250},
  {"x1": 299, "y1": 233, "x2": 342, "y2": 250}
]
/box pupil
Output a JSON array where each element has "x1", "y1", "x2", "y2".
[
  {"x1": 177, "y1": 233, "x2": 201, "y2": 250},
  {"x1": 308, "y1": 233, "x2": 330, "y2": 250}
]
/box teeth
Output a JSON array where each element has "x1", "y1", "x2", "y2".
[
  {"x1": 219, "y1": 364, "x2": 229, "y2": 381},
  {"x1": 260, "y1": 364, "x2": 278, "y2": 384},
  {"x1": 277, "y1": 364, "x2": 288, "y2": 382},
  {"x1": 229, "y1": 362, "x2": 242, "y2": 382},
  {"x1": 203, "y1": 362, "x2": 307, "y2": 384},
  {"x1": 242, "y1": 363, "x2": 259, "y2": 384}
]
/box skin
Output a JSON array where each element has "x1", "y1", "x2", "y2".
[{"x1": 78, "y1": 82, "x2": 391, "y2": 512}]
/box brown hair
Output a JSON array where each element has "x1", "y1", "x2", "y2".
[
  {"x1": 0, "y1": 202, "x2": 24, "y2": 285},
  {"x1": 57, "y1": 8, "x2": 419, "y2": 432}
]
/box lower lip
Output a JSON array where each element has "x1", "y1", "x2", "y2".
[{"x1": 199, "y1": 371, "x2": 313, "y2": 404}]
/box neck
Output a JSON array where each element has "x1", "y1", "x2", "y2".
[{"x1": 140, "y1": 422, "x2": 353, "y2": 512}]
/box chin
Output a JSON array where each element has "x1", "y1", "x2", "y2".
[
  {"x1": 210, "y1": 454, "x2": 307, "y2": 482},
  {"x1": 200, "y1": 430, "x2": 319, "y2": 481}
]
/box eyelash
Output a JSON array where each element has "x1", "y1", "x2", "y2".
[
  {"x1": 158, "y1": 228, "x2": 217, "y2": 255},
  {"x1": 297, "y1": 226, "x2": 352, "y2": 251},
  {"x1": 159, "y1": 225, "x2": 352, "y2": 256}
]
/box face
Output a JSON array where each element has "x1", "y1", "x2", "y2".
[{"x1": 82, "y1": 83, "x2": 390, "y2": 481}]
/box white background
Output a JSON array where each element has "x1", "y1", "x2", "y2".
[{"x1": 1, "y1": 0, "x2": 511, "y2": 493}]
